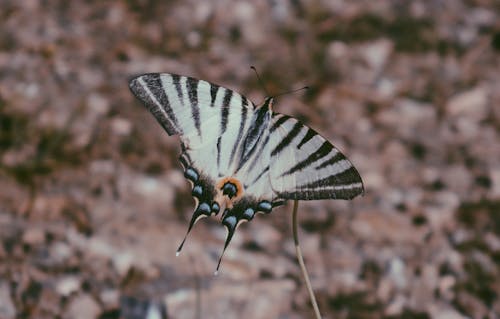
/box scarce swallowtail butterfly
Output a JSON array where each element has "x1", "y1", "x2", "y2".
[{"x1": 129, "y1": 73, "x2": 364, "y2": 272}]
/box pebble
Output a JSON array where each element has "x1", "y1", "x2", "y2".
[
  {"x1": 65, "y1": 294, "x2": 101, "y2": 319},
  {"x1": 388, "y1": 257, "x2": 407, "y2": 289},
  {"x1": 56, "y1": 276, "x2": 81, "y2": 297},
  {"x1": 446, "y1": 86, "x2": 488, "y2": 121},
  {"x1": 360, "y1": 39, "x2": 393, "y2": 72},
  {"x1": 0, "y1": 281, "x2": 16, "y2": 319},
  {"x1": 110, "y1": 117, "x2": 132, "y2": 136},
  {"x1": 86, "y1": 93, "x2": 109, "y2": 115},
  {"x1": 22, "y1": 227, "x2": 45, "y2": 246}
]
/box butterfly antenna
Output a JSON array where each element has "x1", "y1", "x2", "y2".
[
  {"x1": 250, "y1": 66, "x2": 270, "y2": 97},
  {"x1": 273, "y1": 86, "x2": 309, "y2": 99}
]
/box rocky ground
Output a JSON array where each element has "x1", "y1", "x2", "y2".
[{"x1": 0, "y1": 1, "x2": 499, "y2": 318}]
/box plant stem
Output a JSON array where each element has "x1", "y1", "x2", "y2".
[{"x1": 292, "y1": 200, "x2": 322, "y2": 319}]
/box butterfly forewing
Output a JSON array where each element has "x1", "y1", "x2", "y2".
[
  {"x1": 129, "y1": 73, "x2": 254, "y2": 147},
  {"x1": 269, "y1": 114, "x2": 364, "y2": 200}
]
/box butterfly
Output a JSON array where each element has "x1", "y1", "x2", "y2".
[{"x1": 129, "y1": 73, "x2": 364, "y2": 272}]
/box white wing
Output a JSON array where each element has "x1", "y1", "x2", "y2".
[
  {"x1": 129, "y1": 73, "x2": 253, "y2": 148},
  {"x1": 130, "y1": 74, "x2": 277, "y2": 269},
  {"x1": 130, "y1": 74, "x2": 363, "y2": 272},
  {"x1": 269, "y1": 113, "x2": 364, "y2": 200}
]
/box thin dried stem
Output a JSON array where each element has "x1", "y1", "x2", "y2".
[{"x1": 292, "y1": 200, "x2": 322, "y2": 319}]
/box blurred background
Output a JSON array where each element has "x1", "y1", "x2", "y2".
[{"x1": 1, "y1": 1, "x2": 499, "y2": 318}]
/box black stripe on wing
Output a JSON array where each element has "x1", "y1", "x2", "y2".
[
  {"x1": 221, "y1": 89, "x2": 232, "y2": 133},
  {"x1": 271, "y1": 121, "x2": 303, "y2": 156},
  {"x1": 244, "y1": 133, "x2": 271, "y2": 173},
  {"x1": 299, "y1": 166, "x2": 362, "y2": 189},
  {"x1": 216, "y1": 137, "x2": 222, "y2": 171},
  {"x1": 278, "y1": 184, "x2": 363, "y2": 200},
  {"x1": 280, "y1": 141, "x2": 332, "y2": 176},
  {"x1": 229, "y1": 104, "x2": 248, "y2": 165},
  {"x1": 315, "y1": 151, "x2": 346, "y2": 170},
  {"x1": 186, "y1": 77, "x2": 201, "y2": 136},
  {"x1": 172, "y1": 74, "x2": 184, "y2": 104},
  {"x1": 247, "y1": 165, "x2": 270, "y2": 187},
  {"x1": 129, "y1": 74, "x2": 181, "y2": 135},
  {"x1": 210, "y1": 83, "x2": 219, "y2": 107},
  {"x1": 297, "y1": 128, "x2": 316, "y2": 149},
  {"x1": 269, "y1": 115, "x2": 291, "y2": 133},
  {"x1": 238, "y1": 103, "x2": 271, "y2": 167}
]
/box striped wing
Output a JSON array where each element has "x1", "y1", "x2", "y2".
[
  {"x1": 129, "y1": 73, "x2": 363, "y2": 272},
  {"x1": 129, "y1": 73, "x2": 254, "y2": 148},
  {"x1": 129, "y1": 73, "x2": 278, "y2": 270},
  {"x1": 269, "y1": 114, "x2": 364, "y2": 200}
]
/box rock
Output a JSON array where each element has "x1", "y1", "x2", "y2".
[
  {"x1": 100, "y1": 289, "x2": 119, "y2": 309},
  {"x1": 440, "y1": 165, "x2": 473, "y2": 197},
  {"x1": 490, "y1": 167, "x2": 500, "y2": 198},
  {"x1": 377, "y1": 278, "x2": 394, "y2": 303},
  {"x1": 56, "y1": 276, "x2": 81, "y2": 297},
  {"x1": 446, "y1": 86, "x2": 488, "y2": 121},
  {"x1": 409, "y1": 264, "x2": 437, "y2": 309},
  {"x1": 350, "y1": 211, "x2": 426, "y2": 244},
  {"x1": 65, "y1": 293, "x2": 101, "y2": 319},
  {"x1": 327, "y1": 41, "x2": 349, "y2": 59},
  {"x1": 388, "y1": 257, "x2": 407, "y2": 290},
  {"x1": 110, "y1": 117, "x2": 132, "y2": 136},
  {"x1": 112, "y1": 251, "x2": 134, "y2": 277},
  {"x1": 427, "y1": 305, "x2": 469, "y2": 319},
  {"x1": 247, "y1": 220, "x2": 282, "y2": 252},
  {"x1": 0, "y1": 281, "x2": 16, "y2": 319},
  {"x1": 360, "y1": 39, "x2": 393, "y2": 72},
  {"x1": 438, "y1": 275, "x2": 456, "y2": 301},
  {"x1": 376, "y1": 98, "x2": 436, "y2": 138},
  {"x1": 22, "y1": 227, "x2": 45, "y2": 246},
  {"x1": 165, "y1": 279, "x2": 295, "y2": 318},
  {"x1": 453, "y1": 292, "x2": 489, "y2": 319},
  {"x1": 31, "y1": 287, "x2": 61, "y2": 318},
  {"x1": 50, "y1": 241, "x2": 73, "y2": 264},
  {"x1": 86, "y1": 93, "x2": 110, "y2": 115},
  {"x1": 384, "y1": 294, "x2": 406, "y2": 316},
  {"x1": 120, "y1": 295, "x2": 167, "y2": 319},
  {"x1": 484, "y1": 232, "x2": 500, "y2": 251}
]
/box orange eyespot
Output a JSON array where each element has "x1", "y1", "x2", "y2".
[{"x1": 216, "y1": 177, "x2": 244, "y2": 200}]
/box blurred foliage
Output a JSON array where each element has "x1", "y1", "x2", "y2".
[
  {"x1": 457, "y1": 199, "x2": 500, "y2": 236},
  {"x1": 313, "y1": 13, "x2": 457, "y2": 54},
  {"x1": 0, "y1": 99, "x2": 84, "y2": 187},
  {"x1": 454, "y1": 200, "x2": 499, "y2": 311},
  {"x1": 327, "y1": 291, "x2": 381, "y2": 318}
]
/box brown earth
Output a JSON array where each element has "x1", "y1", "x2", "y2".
[{"x1": 0, "y1": 1, "x2": 499, "y2": 318}]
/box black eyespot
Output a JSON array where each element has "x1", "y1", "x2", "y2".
[
  {"x1": 222, "y1": 182, "x2": 238, "y2": 198},
  {"x1": 258, "y1": 201, "x2": 272, "y2": 213},
  {"x1": 197, "y1": 202, "x2": 211, "y2": 215},
  {"x1": 242, "y1": 207, "x2": 255, "y2": 220},
  {"x1": 211, "y1": 202, "x2": 220, "y2": 214},
  {"x1": 191, "y1": 185, "x2": 203, "y2": 198},
  {"x1": 184, "y1": 168, "x2": 199, "y2": 182},
  {"x1": 223, "y1": 215, "x2": 237, "y2": 229}
]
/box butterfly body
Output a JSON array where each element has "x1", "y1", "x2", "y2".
[{"x1": 129, "y1": 73, "x2": 364, "y2": 271}]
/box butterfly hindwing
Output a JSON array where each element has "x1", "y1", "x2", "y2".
[{"x1": 269, "y1": 113, "x2": 364, "y2": 200}]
